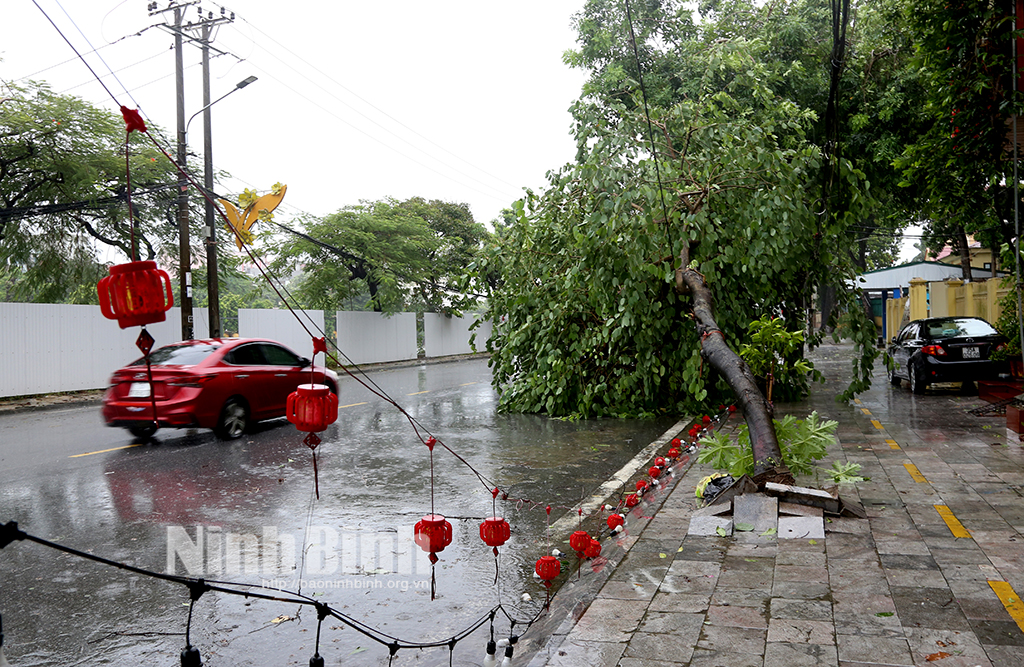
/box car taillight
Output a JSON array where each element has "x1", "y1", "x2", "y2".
[
  {"x1": 168, "y1": 374, "x2": 215, "y2": 388},
  {"x1": 921, "y1": 345, "x2": 946, "y2": 357}
]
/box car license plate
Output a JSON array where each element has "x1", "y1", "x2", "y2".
[
  {"x1": 128, "y1": 382, "x2": 151, "y2": 398},
  {"x1": 962, "y1": 347, "x2": 980, "y2": 359}
]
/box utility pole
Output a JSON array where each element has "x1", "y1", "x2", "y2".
[
  {"x1": 174, "y1": 4, "x2": 193, "y2": 341},
  {"x1": 150, "y1": 1, "x2": 233, "y2": 340}
]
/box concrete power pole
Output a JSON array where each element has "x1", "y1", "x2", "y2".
[{"x1": 150, "y1": 1, "x2": 233, "y2": 340}]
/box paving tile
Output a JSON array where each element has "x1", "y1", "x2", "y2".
[
  {"x1": 968, "y1": 620, "x2": 1024, "y2": 646},
  {"x1": 705, "y1": 603, "x2": 768, "y2": 629},
  {"x1": 621, "y1": 631, "x2": 699, "y2": 663},
  {"x1": 542, "y1": 638, "x2": 627, "y2": 667},
  {"x1": 890, "y1": 586, "x2": 972, "y2": 631},
  {"x1": 688, "y1": 648, "x2": 764, "y2": 667},
  {"x1": 598, "y1": 579, "x2": 660, "y2": 600},
  {"x1": 903, "y1": 627, "x2": 994, "y2": 667},
  {"x1": 733, "y1": 493, "x2": 778, "y2": 533},
  {"x1": 567, "y1": 598, "x2": 650, "y2": 642},
  {"x1": 769, "y1": 598, "x2": 833, "y2": 621},
  {"x1": 764, "y1": 642, "x2": 838, "y2": 667},
  {"x1": 766, "y1": 618, "x2": 835, "y2": 644},
  {"x1": 771, "y1": 580, "x2": 832, "y2": 600},
  {"x1": 957, "y1": 594, "x2": 1024, "y2": 622},
  {"x1": 775, "y1": 550, "x2": 827, "y2": 567},
  {"x1": 778, "y1": 516, "x2": 825, "y2": 539},
  {"x1": 647, "y1": 591, "x2": 711, "y2": 614},
  {"x1": 635, "y1": 610, "x2": 705, "y2": 636},
  {"x1": 775, "y1": 564, "x2": 830, "y2": 583},
  {"x1": 878, "y1": 553, "x2": 939, "y2": 570},
  {"x1": 836, "y1": 634, "x2": 913, "y2": 665},
  {"x1": 617, "y1": 658, "x2": 685, "y2": 667},
  {"x1": 688, "y1": 516, "x2": 732, "y2": 536},
  {"x1": 882, "y1": 568, "x2": 950, "y2": 588},
  {"x1": 709, "y1": 587, "x2": 770, "y2": 609},
  {"x1": 696, "y1": 625, "x2": 767, "y2": 654},
  {"x1": 659, "y1": 560, "x2": 721, "y2": 595},
  {"x1": 981, "y1": 644, "x2": 1024, "y2": 667}
]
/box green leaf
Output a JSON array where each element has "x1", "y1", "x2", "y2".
[
  {"x1": 716, "y1": 526, "x2": 727, "y2": 537},
  {"x1": 734, "y1": 522, "x2": 755, "y2": 532}
]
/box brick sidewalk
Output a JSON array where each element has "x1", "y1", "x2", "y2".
[{"x1": 525, "y1": 349, "x2": 1024, "y2": 667}]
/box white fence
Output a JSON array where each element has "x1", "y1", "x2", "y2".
[
  {"x1": 0, "y1": 304, "x2": 487, "y2": 398},
  {"x1": 336, "y1": 312, "x2": 418, "y2": 365}
]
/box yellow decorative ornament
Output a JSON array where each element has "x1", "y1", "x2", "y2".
[
  {"x1": 219, "y1": 183, "x2": 287, "y2": 250},
  {"x1": 695, "y1": 473, "x2": 728, "y2": 499}
]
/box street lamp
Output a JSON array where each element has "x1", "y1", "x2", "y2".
[{"x1": 186, "y1": 74, "x2": 257, "y2": 339}]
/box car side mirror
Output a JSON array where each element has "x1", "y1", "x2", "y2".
[
  {"x1": 298, "y1": 356, "x2": 311, "y2": 368},
  {"x1": 891, "y1": 337, "x2": 897, "y2": 344}
]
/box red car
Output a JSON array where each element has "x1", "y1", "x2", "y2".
[{"x1": 102, "y1": 338, "x2": 339, "y2": 440}]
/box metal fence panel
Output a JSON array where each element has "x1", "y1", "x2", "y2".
[
  {"x1": 336, "y1": 312, "x2": 417, "y2": 365},
  {"x1": 422, "y1": 314, "x2": 489, "y2": 358},
  {"x1": 238, "y1": 309, "x2": 325, "y2": 358}
]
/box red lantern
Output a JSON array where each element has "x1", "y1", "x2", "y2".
[
  {"x1": 654, "y1": 456, "x2": 666, "y2": 468},
  {"x1": 728, "y1": 404, "x2": 737, "y2": 413},
  {"x1": 535, "y1": 555, "x2": 561, "y2": 586},
  {"x1": 649, "y1": 466, "x2": 661, "y2": 479},
  {"x1": 480, "y1": 517, "x2": 511, "y2": 556},
  {"x1": 585, "y1": 537, "x2": 602, "y2": 559},
  {"x1": 688, "y1": 426, "x2": 699, "y2": 438},
  {"x1": 607, "y1": 513, "x2": 624, "y2": 531},
  {"x1": 625, "y1": 493, "x2": 639, "y2": 508},
  {"x1": 286, "y1": 384, "x2": 339, "y2": 432},
  {"x1": 702, "y1": 415, "x2": 711, "y2": 424},
  {"x1": 667, "y1": 448, "x2": 681, "y2": 459},
  {"x1": 569, "y1": 530, "x2": 590, "y2": 558},
  {"x1": 636, "y1": 479, "x2": 649, "y2": 493},
  {"x1": 414, "y1": 514, "x2": 453, "y2": 563},
  {"x1": 97, "y1": 261, "x2": 174, "y2": 329},
  {"x1": 671, "y1": 437, "x2": 682, "y2": 447}
]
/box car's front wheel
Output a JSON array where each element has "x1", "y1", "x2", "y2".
[
  {"x1": 888, "y1": 364, "x2": 902, "y2": 387},
  {"x1": 215, "y1": 398, "x2": 249, "y2": 440},
  {"x1": 909, "y1": 362, "x2": 927, "y2": 394}
]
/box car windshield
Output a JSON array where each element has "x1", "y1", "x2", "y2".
[
  {"x1": 129, "y1": 342, "x2": 221, "y2": 367},
  {"x1": 922, "y1": 318, "x2": 998, "y2": 339}
]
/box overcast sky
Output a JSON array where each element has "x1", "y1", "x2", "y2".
[{"x1": 3, "y1": 0, "x2": 590, "y2": 232}]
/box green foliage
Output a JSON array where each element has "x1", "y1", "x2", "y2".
[
  {"x1": 739, "y1": 316, "x2": 819, "y2": 402},
  {"x1": 475, "y1": 0, "x2": 873, "y2": 418},
  {"x1": 0, "y1": 79, "x2": 202, "y2": 303},
  {"x1": 897, "y1": 0, "x2": 1022, "y2": 260},
  {"x1": 991, "y1": 278, "x2": 1021, "y2": 361},
  {"x1": 270, "y1": 197, "x2": 489, "y2": 315},
  {"x1": 697, "y1": 411, "x2": 863, "y2": 483}
]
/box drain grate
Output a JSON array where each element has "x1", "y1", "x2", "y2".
[{"x1": 967, "y1": 395, "x2": 1024, "y2": 417}]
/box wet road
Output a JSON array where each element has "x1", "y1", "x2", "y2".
[{"x1": 0, "y1": 358, "x2": 678, "y2": 665}]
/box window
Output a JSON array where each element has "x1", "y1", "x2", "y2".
[
  {"x1": 261, "y1": 344, "x2": 302, "y2": 366},
  {"x1": 224, "y1": 343, "x2": 266, "y2": 365}
]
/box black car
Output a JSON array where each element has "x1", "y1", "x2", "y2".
[{"x1": 887, "y1": 316, "x2": 1008, "y2": 394}]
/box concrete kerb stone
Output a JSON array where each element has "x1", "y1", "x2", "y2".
[{"x1": 521, "y1": 416, "x2": 724, "y2": 667}]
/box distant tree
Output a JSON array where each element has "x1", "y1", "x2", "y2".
[
  {"x1": 0, "y1": 79, "x2": 188, "y2": 302},
  {"x1": 270, "y1": 197, "x2": 489, "y2": 314},
  {"x1": 897, "y1": 0, "x2": 1021, "y2": 278}
]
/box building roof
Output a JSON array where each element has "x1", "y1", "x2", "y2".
[{"x1": 852, "y1": 261, "x2": 1002, "y2": 290}]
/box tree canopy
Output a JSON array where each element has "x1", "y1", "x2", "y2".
[
  {"x1": 473, "y1": 0, "x2": 879, "y2": 418},
  {"x1": 0, "y1": 80, "x2": 184, "y2": 302},
  {"x1": 270, "y1": 197, "x2": 490, "y2": 315}
]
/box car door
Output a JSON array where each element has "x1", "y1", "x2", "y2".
[
  {"x1": 891, "y1": 323, "x2": 918, "y2": 378},
  {"x1": 258, "y1": 342, "x2": 309, "y2": 417},
  {"x1": 222, "y1": 342, "x2": 275, "y2": 420}
]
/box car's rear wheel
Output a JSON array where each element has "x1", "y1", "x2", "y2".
[
  {"x1": 127, "y1": 422, "x2": 157, "y2": 440},
  {"x1": 888, "y1": 364, "x2": 902, "y2": 386},
  {"x1": 215, "y1": 398, "x2": 249, "y2": 440},
  {"x1": 909, "y1": 362, "x2": 927, "y2": 394}
]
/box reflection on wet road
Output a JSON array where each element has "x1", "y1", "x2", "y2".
[{"x1": 0, "y1": 358, "x2": 677, "y2": 665}]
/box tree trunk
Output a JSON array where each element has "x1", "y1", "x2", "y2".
[
  {"x1": 956, "y1": 225, "x2": 972, "y2": 281},
  {"x1": 676, "y1": 263, "x2": 794, "y2": 485}
]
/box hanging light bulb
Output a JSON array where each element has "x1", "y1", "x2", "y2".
[
  {"x1": 483, "y1": 640, "x2": 498, "y2": 667},
  {"x1": 180, "y1": 644, "x2": 202, "y2": 666},
  {"x1": 500, "y1": 643, "x2": 515, "y2": 667}
]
